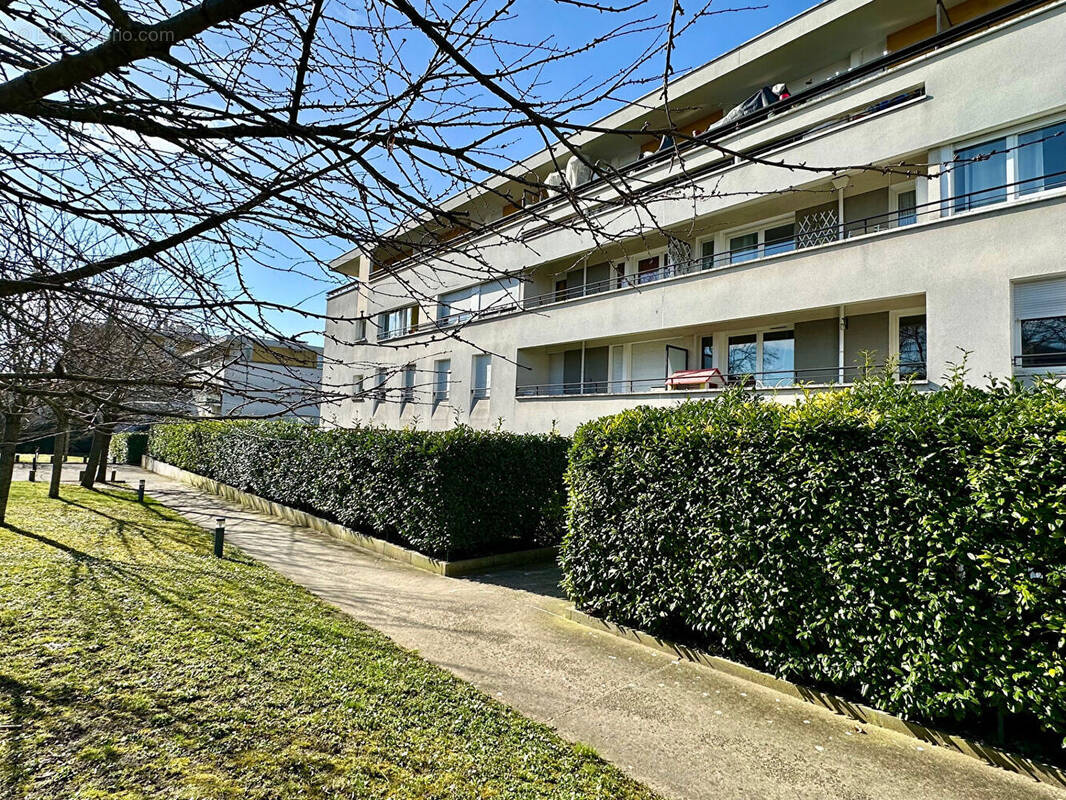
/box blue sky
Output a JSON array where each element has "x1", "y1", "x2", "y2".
[{"x1": 259, "y1": 0, "x2": 818, "y2": 341}]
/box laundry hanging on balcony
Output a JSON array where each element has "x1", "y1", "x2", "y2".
[{"x1": 719, "y1": 87, "x2": 779, "y2": 127}]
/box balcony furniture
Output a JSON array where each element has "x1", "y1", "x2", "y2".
[{"x1": 665, "y1": 368, "x2": 726, "y2": 390}]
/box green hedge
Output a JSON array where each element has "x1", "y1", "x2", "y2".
[
  {"x1": 110, "y1": 432, "x2": 149, "y2": 465},
  {"x1": 149, "y1": 420, "x2": 569, "y2": 560},
  {"x1": 562, "y1": 378, "x2": 1066, "y2": 754}
]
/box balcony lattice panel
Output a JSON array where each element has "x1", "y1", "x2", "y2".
[{"x1": 797, "y1": 211, "x2": 839, "y2": 248}]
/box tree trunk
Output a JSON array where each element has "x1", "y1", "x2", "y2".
[
  {"x1": 95, "y1": 425, "x2": 113, "y2": 482},
  {"x1": 49, "y1": 412, "x2": 69, "y2": 499},
  {"x1": 81, "y1": 418, "x2": 106, "y2": 489},
  {"x1": 0, "y1": 411, "x2": 24, "y2": 524}
]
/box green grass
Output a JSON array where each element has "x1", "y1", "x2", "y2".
[
  {"x1": 0, "y1": 484, "x2": 657, "y2": 800},
  {"x1": 14, "y1": 454, "x2": 87, "y2": 464}
]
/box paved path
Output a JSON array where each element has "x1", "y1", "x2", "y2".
[{"x1": 28, "y1": 464, "x2": 1064, "y2": 800}]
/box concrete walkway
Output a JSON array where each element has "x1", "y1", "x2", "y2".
[{"x1": 32, "y1": 464, "x2": 1064, "y2": 800}]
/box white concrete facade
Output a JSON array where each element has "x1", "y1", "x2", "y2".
[
  {"x1": 190, "y1": 337, "x2": 324, "y2": 422},
  {"x1": 322, "y1": 0, "x2": 1066, "y2": 434}
]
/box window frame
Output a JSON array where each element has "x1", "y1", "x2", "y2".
[
  {"x1": 401, "y1": 363, "x2": 417, "y2": 404},
  {"x1": 432, "y1": 359, "x2": 452, "y2": 405},
  {"x1": 472, "y1": 354, "x2": 492, "y2": 401},
  {"x1": 889, "y1": 307, "x2": 928, "y2": 380},
  {"x1": 945, "y1": 114, "x2": 1066, "y2": 213},
  {"x1": 888, "y1": 181, "x2": 918, "y2": 227},
  {"x1": 717, "y1": 212, "x2": 796, "y2": 265},
  {"x1": 720, "y1": 324, "x2": 796, "y2": 385},
  {"x1": 1013, "y1": 277, "x2": 1066, "y2": 373}
]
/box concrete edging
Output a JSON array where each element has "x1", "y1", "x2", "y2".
[
  {"x1": 560, "y1": 607, "x2": 1066, "y2": 790},
  {"x1": 141, "y1": 457, "x2": 558, "y2": 577}
]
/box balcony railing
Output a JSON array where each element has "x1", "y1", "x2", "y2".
[
  {"x1": 516, "y1": 363, "x2": 925, "y2": 397},
  {"x1": 359, "y1": 0, "x2": 1050, "y2": 284},
  {"x1": 376, "y1": 168, "x2": 1066, "y2": 343},
  {"x1": 1013, "y1": 353, "x2": 1066, "y2": 370}
]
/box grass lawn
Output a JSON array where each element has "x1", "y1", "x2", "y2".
[
  {"x1": 14, "y1": 454, "x2": 87, "y2": 464},
  {"x1": 0, "y1": 484, "x2": 658, "y2": 800}
]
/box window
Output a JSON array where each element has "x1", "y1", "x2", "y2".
[
  {"x1": 352, "y1": 374, "x2": 365, "y2": 401},
  {"x1": 379, "y1": 306, "x2": 417, "y2": 340},
  {"x1": 897, "y1": 314, "x2": 927, "y2": 379},
  {"x1": 614, "y1": 263, "x2": 628, "y2": 289},
  {"x1": 401, "y1": 364, "x2": 416, "y2": 403},
  {"x1": 1018, "y1": 121, "x2": 1066, "y2": 196},
  {"x1": 637, "y1": 255, "x2": 660, "y2": 284},
  {"x1": 472, "y1": 354, "x2": 491, "y2": 400},
  {"x1": 726, "y1": 329, "x2": 795, "y2": 386},
  {"x1": 554, "y1": 279, "x2": 568, "y2": 302},
  {"x1": 953, "y1": 138, "x2": 1007, "y2": 212},
  {"x1": 728, "y1": 334, "x2": 758, "y2": 375},
  {"x1": 439, "y1": 278, "x2": 520, "y2": 325},
  {"x1": 372, "y1": 367, "x2": 388, "y2": 409},
  {"x1": 1020, "y1": 317, "x2": 1066, "y2": 368},
  {"x1": 727, "y1": 219, "x2": 795, "y2": 264},
  {"x1": 1016, "y1": 277, "x2": 1066, "y2": 370},
  {"x1": 761, "y1": 330, "x2": 795, "y2": 387},
  {"x1": 700, "y1": 240, "x2": 716, "y2": 270},
  {"x1": 763, "y1": 224, "x2": 796, "y2": 257},
  {"x1": 949, "y1": 118, "x2": 1066, "y2": 214},
  {"x1": 729, "y1": 233, "x2": 759, "y2": 264},
  {"x1": 701, "y1": 336, "x2": 714, "y2": 369},
  {"x1": 895, "y1": 189, "x2": 917, "y2": 226},
  {"x1": 354, "y1": 318, "x2": 367, "y2": 342},
  {"x1": 433, "y1": 359, "x2": 451, "y2": 403}
]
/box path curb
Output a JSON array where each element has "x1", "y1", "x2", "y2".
[
  {"x1": 141, "y1": 457, "x2": 558, "y2": 577},
  {"x1": 558, "y1": 606, "x2": 1066, "y2": 790}
]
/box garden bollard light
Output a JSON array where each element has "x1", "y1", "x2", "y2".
[
  {"x1": 28, "y1": 469, "x2": 36, "y2": 482},
  {"x1": 137, "y1": 479, "x2": 145, "y2": 502},
  {"x1": 110, "y1": 469, "x2": 117, "y2": 482},
  {"x1": 214, "y1": 518, "x2": 225, "y2": 558}
]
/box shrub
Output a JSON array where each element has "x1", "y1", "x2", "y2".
[
  {"x1": 149, "y1": 420, "x2": 569, "y2": 560},
  {"x1": 561, "y1": 377, "x2": 1066, "y2": 755},
  {"x1": 109, "y1": 432, "x2": 148, "y2": 465}
]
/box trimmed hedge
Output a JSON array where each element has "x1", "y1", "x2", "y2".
[
  {"x1": 148, "y1": 420, "x2": 569, "y2": 560},
  {"x1": 562, "y1": 378, "x2": 1066, "y2": 754},
  {"x1": 110, "y1": 432, "x2": 148, "y2": 465}
]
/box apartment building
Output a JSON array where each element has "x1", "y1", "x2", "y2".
[
  {"x1": 189, "y1": 335, "x2": 323, "y2": 422},
  {"x1": 321, "y1": 0, "x2": 1066, "y2": 434}
]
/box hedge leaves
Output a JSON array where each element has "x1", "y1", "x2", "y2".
[
  {"x1": 562, "y1": 377, "x2": 1066, "y2": 753},
  {"x1": 149, "y1": 421, "x2": 568, "y2": 560}
]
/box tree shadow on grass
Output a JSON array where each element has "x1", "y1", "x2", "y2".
[{"x1": 1, "y1": 516, "x2": 265, "y2": 651}]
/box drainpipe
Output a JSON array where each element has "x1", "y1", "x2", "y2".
[
  {"x1": 838, "y1": 306, "x2": 847, "y2": 384},
  {"x1": 832, "y1": 176, "x2": 850, "y2": 241},
  {"x1": 580, "y1": 342, "x2": 586, "y2": 391}
]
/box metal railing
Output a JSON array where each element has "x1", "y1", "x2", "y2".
[
  {"x1": 515, "y1": 363, "x2": 926, "y2": 398},
  {"x1": 376, "y1": 167, "x2": 1066, "y2": 342},
  {"x1": 1013, "y1": 353, "x2": 1066, "y2": 370},
  {"x1": 358, "y1": 0, "x2": 1049, "y2": 287}
]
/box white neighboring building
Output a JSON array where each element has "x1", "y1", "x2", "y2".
[
  {"x1": 189, "y1": 336, "x2": 323, "y2": 422},
  {"x1": 322, "y1": 0, "x2": 1066, "y2": 435}
]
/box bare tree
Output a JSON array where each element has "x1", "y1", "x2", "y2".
[{"x1": 0, "y1": 0, "x2": 960, "y2": 508}]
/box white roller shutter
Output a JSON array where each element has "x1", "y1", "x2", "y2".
[{"x1": 1015, "y1": 277, "x2": 1066, "y2": 321}]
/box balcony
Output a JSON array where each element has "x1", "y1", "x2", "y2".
[
  {"x1": 362, "y1": 0, "x2": 1054, "y2": 282},
  {"x1": 373, "y1": 168, "x2": 1064, "y2": 345},
  {"x1": 515, "y1": 363, "x2": 925, "y2": 398},
  {"x1": 516, "y1": 300, "x2": 927, "y2": 400}
]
